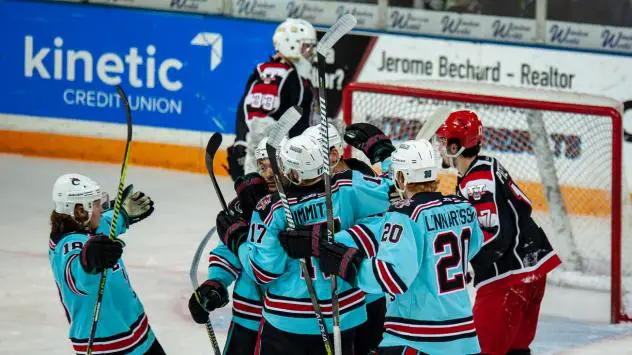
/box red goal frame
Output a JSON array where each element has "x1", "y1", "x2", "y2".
[{"x1": 342, "y1": 81, "x2": 628, "y2": 323}]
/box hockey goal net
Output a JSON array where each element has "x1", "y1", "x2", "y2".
[{"x1": 342, "y1": 80, "x2": 632, "y2": 323}]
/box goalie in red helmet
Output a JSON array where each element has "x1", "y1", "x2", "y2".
[{"x1": 436, "y1": 110, "x2": 561, "y2": 355}]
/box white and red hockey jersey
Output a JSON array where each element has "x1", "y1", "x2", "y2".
[
  {"x1": 456, "y1": 155, "x2": 562, "y2": 290},
  {"x1": 234, "y1": 56, "x2": 313, "y2": 145}
]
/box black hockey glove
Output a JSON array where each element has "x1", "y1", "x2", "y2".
[
  {"x1": 120, "y1": 185, "x2": 155, "y2": 225},
  {"x1": 344, "y1": 123, "x2": 395, "y2": 164},
  {"x1": 188, "y1": 279, "x2": 229, "y2": 324},
  {"x1": 227, "y1": 143, "x2": 247, "y2": 181},
  {"x1": 216, "y1": 210, "x2": 249, "y2": 254},
  {"x1": 279, "y1": 222, "x2": 328, "y2": 259},
  {"x1": 235, "y1": 172, "x2": 268, "y2": 221},
  {"x1": 80, "y1": 234, "x2": 124, "y2": 274},
  {"x1": 318, "y1": 240, "x2": 364, "y2": 284}
]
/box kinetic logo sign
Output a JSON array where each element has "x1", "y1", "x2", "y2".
[
  {"x1": 23, "y1": 35, "x2": 187, "y2": 116},
  {"x1": 2, "y1": 0, "x2": 276, "y2": 133},
  {"x1": 24, "y1": 36, "x2": 184, "y2": 91}
]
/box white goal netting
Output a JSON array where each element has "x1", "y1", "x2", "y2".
[{"x1": 342, "y1": 80, "x2": 632, "y2": 322}]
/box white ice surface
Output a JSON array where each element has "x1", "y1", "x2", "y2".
[{"x1": 1, "y1": 153, "x2": 632, "y2": 354}]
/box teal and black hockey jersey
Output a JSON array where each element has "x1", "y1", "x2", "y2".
[
  {"x1": 206, "y1": 197, "x2": 264, "y2": 332},
  {"x1": 240, "y1": 170, "x2": 392, "y2": 335},
  {"x1": 208, "y1": 241, "x2": 264, "y2": 331},
  {"x1": 336, "y1": 192, "x2": 484, "y2": 354},
  {"x1": 49, "y1": 210, "x2": 156, "y2": 354}
]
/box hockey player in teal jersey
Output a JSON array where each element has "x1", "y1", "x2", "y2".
[
  {"x1": 304, "y1": 122, "x2": 392, "y2": 354},
  {"x1": 48, "y1": 173, "x2": 160, "y2": 354},
  {"x1": 188, "y1": 138, "x2": 272, "y2": 355},
  {"x1": 318, "y1": 140, "x2": 485, "y2": 355},
  {"x1": 221, "y1": 134, "x2": 392, "y2": 354}
]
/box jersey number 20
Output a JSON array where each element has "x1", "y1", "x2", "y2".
[{"x1": 434, "y1": 227, "x2": 471, "y2": 295}]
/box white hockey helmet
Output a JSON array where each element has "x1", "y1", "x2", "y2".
[
  {"x1": 280, "y1": 135, "x2": 324, "y2": 184},
  {"x1": 273, "y1": 18, "x2": 317, "y2": 79},
  {"x1": 303, "y1": 123, "x2": 343, "y2": 154},
  {"x1": 52, "y1": 173, "x2": 106, "y2": 222},
  {"x1": 390, "y1": 140, "x2": 438, "y2": 193}
]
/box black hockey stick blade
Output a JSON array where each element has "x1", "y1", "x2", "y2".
[
  {"x1": 204, "y1": 133, "x2": 228, "y2": 211},
  {"x1": 115, "y1": 85, "x2": 133, "y2": 152},
  {"x1": 205, "y1": 132, "x2": 222, "y2": 175}
]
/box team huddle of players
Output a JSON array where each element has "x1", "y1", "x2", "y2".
[
  {"x1": 46, "y1": 17, "x2": 561, "y2": 355},
  {"x1": 188, "y1": 113, "x2": 561, "y2": 355}
]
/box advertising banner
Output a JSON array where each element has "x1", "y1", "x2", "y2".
[
  {"x1": 233, "y1": 0, "x2": 380, "y2": 29},
  {"x1": 355, "y1": 33, "x2": 632, "y2": 108},
  {"x1": 89, "y1": 0, "x2": 223, "y2": 14},
  {"x1": 546, "y1": 21, "x2": 632, "y2": 53},
  {"x1": 0, "y1": 0, "x2": 276, "y2": 134},
  {"x1": 387, "y1": 7, "x2": 537, "y2": 44}
]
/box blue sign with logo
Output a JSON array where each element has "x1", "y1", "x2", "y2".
[{"x1": 0, "y1": 0, "x2": 277, "y2": 133}]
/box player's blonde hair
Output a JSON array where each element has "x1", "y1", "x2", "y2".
[{"x1": 406, "y1": 179, "x2": 439, "y2": 194}]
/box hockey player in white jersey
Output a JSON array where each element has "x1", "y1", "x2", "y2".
[
  {"x1": 318, "y1": 140, "x2": 485, "y2": 354},
  {"x1": 227, "y1": 18, "x2": 317, "y2": 180}
]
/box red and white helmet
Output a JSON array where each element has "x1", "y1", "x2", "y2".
[{"x1": 436, "y1": 110, "x2": 483, "y2": 158}]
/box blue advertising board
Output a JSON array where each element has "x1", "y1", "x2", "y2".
[{"x1": 0, "y1": 0, "x2": 276, "y2": 134}]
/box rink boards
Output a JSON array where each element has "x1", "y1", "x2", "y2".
[{"x1": 1, "y1": 0, "x2": 632, "y2": 216}]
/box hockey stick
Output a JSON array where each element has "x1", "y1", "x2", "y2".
[
  {"x1": 187, "y1": 133, "x2": 225, "y2": 355},
  {"x1": 316, "y1": 14, "x2": 357, "y2": 355},
  {"x1": 415, "y1": 106, "x2": 452, "y2": 141},
  {"x1": 86, "y1": 85, "x2": 133, "y2": 355},
  {"x1": 265, "y1": 107, "x2": 333, "y2": 355},
  {"x1": 205, "y1": 133, "x2": 229, "y2": 212},
  {"x1": 189, "y1": 226, "x2": 221, "y2": 355},
  {"x1": 204, "y1": 133, "x2": 265, "y2": 294}
]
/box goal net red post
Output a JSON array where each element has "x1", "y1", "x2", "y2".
[{"x1": 342, "y1": 80, "x2": 632, "y2": 323}]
